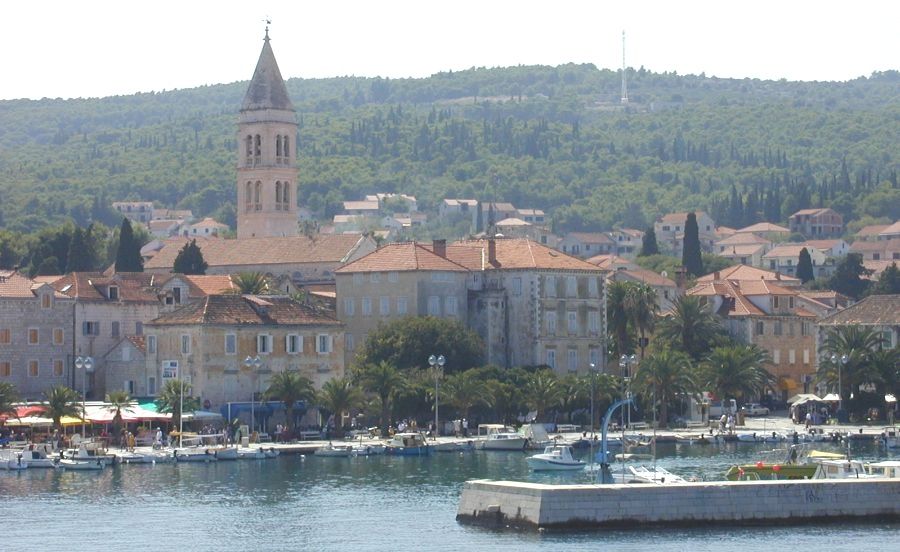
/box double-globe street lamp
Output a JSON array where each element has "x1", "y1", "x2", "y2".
[
  {"x1": 74, "y1": 356, "x2": 94, "y2": 438},
  {"x1": 619, "y1": 354, "x2": 637, "y2": 428},
  {"x1": 830, "y1": 353, "x2": 849, "y2": 415},
  {"x1": 428, "y1": 354, "x2": 445, "y2": 440},
  {"x1": 244, "y1": 355, "x2": 263, "y2": 435}
]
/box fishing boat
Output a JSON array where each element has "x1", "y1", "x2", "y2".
[
  {"x1": 477, "y1": 425, "x2": 528, "y2": 451},
  {"x1": 19, "y1": 444, "x2": 56, "y2": 468},
  {"x1": 526, "y1": 445, "x2": 585, "y2": 471},
  {"x1": 724, "y1": 445, "x2": 845, "y2": 481},
  {"x1": 385, "y1": 432, "x2": 431, "y2": 456},
  {"x1": 0, "y1": 450, "x2": 28, "y2": 470},
  {"x1": 314, "y1": 442, "x2": 354, "y2": 457}
]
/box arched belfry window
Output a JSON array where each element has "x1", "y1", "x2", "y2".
[
  {"x1": 254, "y1": 181, "x2": 261, "y2": 210},
  {"x1": 245, "y1": 135, "x2": 253, "y2": 164},
  {"x1": 283, "y1": 136, "x2": 290, "y2": 160},
  {"x1": 283, "y1": 181, "x2": 290, "y2": 208},
  {"x1": 245, "y1": 181, "x2": 252, "y2": 212},
  {"x1": 276, "y1": 135, "x2": 283, "y2": 161},
  {"x1": 254, "y1": 135, "x2": 261, "y2": 158},
  {"x1": 275, "y1": 182, "x2": 282, "y2": 210}
]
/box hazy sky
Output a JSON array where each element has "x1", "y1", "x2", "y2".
[{"x1": 3, "y1": 0, "x2": 898, "y2": 100}]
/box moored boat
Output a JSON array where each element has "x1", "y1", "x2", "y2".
[
  {"x1": 314, "y1": 443, "x2": 354, "y2": 457},
  {"x1": 882, "y1": 426, "x2": 899, "y2": 448},
  {"x1": 477, "y1": 424, "x2": 528, "y2": 451},
  {"x1": 385, "y1": 432, "x2": 431, "y2": 456},
  {"x1": 526, "y1": 445, "x2": 585, "y2": 471},
  {"x1": 0, "y1": 450, "x2": 28, "y2": 470},
  {"x1": 611, "y1": 465, "x2": 686, "y2": 484},
  {"x1": 19, "y1": 444, "x2": 56, "y2": 468},
  {"x1": 58, "y1": 458, "x2": 104, "y2": 470},
  {"x1": 725, "y1": 445, "x2": 844, "y2": 481}
]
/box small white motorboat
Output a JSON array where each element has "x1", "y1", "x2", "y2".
[
  {"x1": 611, "y1": 465, "x2": 686, "y2": 484},
  {"x1": 314, "y1": 443, "x2": 354, "y2": 457},
  {"x1": 352, "y1": 443, "x2": 386, "y2": 456},
  {"x1": 207, "y1": 446, "x2": 239, "y2": 461},
  {"x1": 19, "y1": 444, "x2": 56, "y2": 468},
  {"x1": 237, "y1": 448, "x2": 266, "y2": 460},
  {"x1": 526, "y1": 445, "x2": 585, "y2": 471},
  {"x1": 117, "y1": 451, "x2": 155, "y2": 464},
  {"x1": 432, "y1": 439, "x2": 474, "y2": 453},
  {"x1": 58, "y1": 458, "x2": 104, "y2": 471},
  {"x1": 477, "y1": 425, "x2": 528, "y2": 451},
  {"x1": 172, "y1": 448, "x2": 218, "y2": 462},
  {"x1": 0, "y1": 450, "x2": 28, "y2": 470}
]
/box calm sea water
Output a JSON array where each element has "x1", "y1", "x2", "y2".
[{"x1": 1, "y1": 442, "x2": 897, "y2": 551}]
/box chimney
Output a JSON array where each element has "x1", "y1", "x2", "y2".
[
  {"x1": 433, "y1": 239, "x2": 447, "y2": 258},
  {"x1": 714, "y1": 271, "x2": 720, "y2": 280},
  {"x1": 488, "y1": 238, "x2": 497, "y2": 265}
]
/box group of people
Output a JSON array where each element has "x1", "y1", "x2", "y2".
[{"x1": 718, "y1": 414, "x2": 736, "y2": 434}]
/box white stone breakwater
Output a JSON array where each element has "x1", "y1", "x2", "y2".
[{"x1": 456, "y1": 478, "x2": 900, "y2": 530}]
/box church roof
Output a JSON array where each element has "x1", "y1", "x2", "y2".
[{"x1": 241, "y1": 34, "x2": 294, "y2": 112}]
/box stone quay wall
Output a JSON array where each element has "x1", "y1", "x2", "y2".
[{"x1": 457, "y1": 478, "x2": 900, "y2": 530}]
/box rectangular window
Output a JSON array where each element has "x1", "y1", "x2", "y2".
[
  {"x1": 316, "y1": 334, "x2": 333, "y2": 354},
  {"x1": 122, "y1": 346, "x2": 131, "y2": 362},
  {"x1": 181, "y1": 334, "x2": 191, "y2": 354},
  {"x1": 546, "y1": 349, "x2": 557, "y2": 370},
  {"x1": 111, "y1": 321, "x2": 120, "y2": 338},
  {"x1": 148, "y1": 335, "x2": 157, "y2": 354},
  {"x1": 28, "y1": 328, "x2": 39, "y2": 345},
  {"x1": 53, "y1": 328, "x2": 64, "y2": 345},
  {"x1": 225, "y1": 334, "x2": 237, "y2": 355},
  {"x1": 567, "y1": 311, "x2": 577, "y2": 334},
  {"x1": 257, "y1": 334, "x2": 271, "y2": 354},
  {"x1": 172, "y1": 287, "x2": 182, "y2": 305},
  {"x1": 427, "y1": 296, "x2": 440, "y2": 316},
  {"x1": 789, "y1": 297, "x2": 795, "y2": 309},
  {"x1": 567, "y1": 350, "x2": 578, "y2": 372},
  {"x1": 124, "y1": 380, "x2": 135, "y2": 394},
  {"x1": 28, "y1": 360, "x2": 38, "y2": 378},
  {"x1": 0, "y1": 362, "x2": 9, "y2": 377},
  {"x1": 397, "y1": 296, "x2": 408, "y2": 315},
  {"x1": 286, "y1": 334, "x2": 302, "y2": 354},
  {"x1": 589, "y1": 311, "x2": 600, "y2": 334},
  {"x1": 135, "y1": 322, "x2": 143, "y2": 335},
  {"x1": 41, "y1": 294, "x2": 51, "y2": 309},
  {"x1": 803, "y1": 349, "x2": 810, "y2": 364},
  {"x1": 755, "y1": 321, "x2": 765, "y2": 336},
  {"x1": 388, "y1": 272, "x2": 399, "y2": 283},
  {"x1": 0, "y1": 328, "x2": 9, "y2": 344},
  {"x1": 53, "y1": 359, "x2": 64, "y2": 377},
  {"x1": 83, "y1": 322, "x2": 100, "y2": 336},
  {"x1": 773, "y1": 350, "x2": 780, "y2": 364},
  {"x1": 344, "y1": 298, "x2": 355, "y2": 316},
  {"x1": 108, "y1": 286, "x2": 119, "y2": 300},
  {"x1": 788, "y1": 323, "x2": 795, "y2": 337},
  {"x1": 589, "y1": 348, "x2": 600, "y2": 368},
  {"x1": 789, "y1": 349, "x2": 796, "y2": 364},
  {"x1": 512, "y1": 277, "x2": 522, "y2": 296},
  {"x1": 774, "y1": 321, "x2": 783, "y2": 336},
  {"x1": 346, "y1": 334, "x2": 355, "y2": 352},
  {"x1": 446, "y1": 296, "x2": 458, "y2": 317},
  {"x1": 546, "y1": 276, "x2": 557, "y2": 297},
  {"x1": 370, "y1": 272, "x2": 380, "y2": 283},
  {"x1": 362, "y1": 297, "x2": 372, "y2": 316},
  {"x1": 379, "y1": 296, "x2": 390, "y2": 316},
  {"x1": 589, "y1": 278, "x2": 599, "y2": 297},
  {"x1": 547, "y1": 312, "x2": 557, "y2": 335},
  {"x1": 147, "y1": 376, "x2": 157, "y2": 395},
  {"x1": 566, "y1": 276, "x2": 577, "y2": 297},
  {"x1": 353, "y1": 273, "x2": 364, "y2": 285},
  {"x1": 773, "y1": 296, "x2": 780, "y2": 309}
]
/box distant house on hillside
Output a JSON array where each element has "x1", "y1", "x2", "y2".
[
  {"x1": 558, "y1": 232, "x2": 616, "y2": 258},
  {"x1": 788, "y1": 208, "x2": 843, "y2": 238},
  {"x1": 654, "y1": 211, "x2": 717, "y2": 256},
  {"x1": 762, "y1": 244, "x2": 833, "y2": 278},
  {"x1": 112, "y1": 201, "x2": 154, "y2": 224}
]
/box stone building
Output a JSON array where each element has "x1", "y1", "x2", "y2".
[
  {"x1": 654, "y1": 211, "x2": 718, "y2": 256},
  {"x1": 0, "y1": 271, "x2": 74, "y2": 401},
  {"x1": 144, "y1": 295, "x2": 345, "y2": 411},
  {"x1": 788, "y1": 208, "x2": 843, "y2": 238}
]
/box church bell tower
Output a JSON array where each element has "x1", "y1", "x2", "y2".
[{"x1": 236, "y1": 29, "x2": 299, "y2": 238}]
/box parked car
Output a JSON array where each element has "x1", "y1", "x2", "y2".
[{"x1": 741, "y1": 403, "x2": 770, "y2": 416}]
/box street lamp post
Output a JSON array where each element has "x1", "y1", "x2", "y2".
[
  {"x1": 619, "y1": 354, "x2": 636, "y2": 428},
  {"x1": 244, "y1": 355, "x2": 262, "y2": 434},
  {"x1": 428, "y1": 354, "x2": 445, "y2": 441},
  {"x1": 589, "y1": 362, "x2": 597, "y2": 473},
  {"x1": 74, "y1": 356, "x2": 94, "y2": 438},
  {"x1": 831, "y1": 353, "x2": 849, "y2": 414}
]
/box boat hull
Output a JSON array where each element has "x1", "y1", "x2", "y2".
[
  {"x1": 526, "y1": 458, "x2": 585, "y2": 471},
  {"x1": 725, "y1": 464, "x2": 817, "y2": 481},
  {"x1": 385, "y1": 446, "x2": 431, "y2": 456},
  {"x1": 481, "y1": 438, "x2": 528, "y2": 451},
  {"x1": 59, "y1": 459, "x2": 104, "y2": 470}
]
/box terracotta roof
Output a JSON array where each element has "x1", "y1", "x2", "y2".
[
  {"x1": 496, "y1": 217, "x2": 532, "y2": 227},
  {"x1": 190, "y1": 217, "x2": 227, "y2": 229},
  {"x1": 716, "y1": 233, "x2": 771, "y2": 246},
  {"x1": 804, "y1": 239, "x2": 843, "y2": 250},
  {"x1": 183, "y1": 275, "x2": 237, "y2": 295},
  {"x1": 818, "y1": 295, "x2": 900, "y2": 326},
  {"x1": 343, "y1": 200, "x2": 379, "y2": 211},
  {"x1": 719, "y1": 244, "x2": 767, "y2": 256},
  {"x1": 126, "y1": 335, "x2": 147, "y2": 353},
  {"x1": 448, "y1": 238, "x2": 602, "y2": 271},
  {"x1": 0, "y1": 272, "x2": 68, "y2": 299},
  {"x1": 149, "y1": 220, "x2": 180, "y2": 231},
  {"x1": 148, "y1": 295, "x2": 340, "y2": 326},
  {"x1": 614, "y1": 268, "x2": 676, "y2": 288},
  {"x1": 658, "y1": 211, "x2": 709, "y2": 224},
  {"x1": 585, "y1": 254, "x2": 632, "y2": 271},
  {"x1": 734, "y1": 280, "x2": 797, "y2": 296},
  {"x1": 517, "y1": 209, "x2": 545, "y2": 216},
  {"x1": 737, "y1": 222, "x2": 790, "y2": 234},
  {"x1": 850, "y1": 241, "x2": 900, "y2": 254},
  {"x1": 763, "y1": 244, "x2": 814, "y2": 259},
  {"x1": 863, "y1": 260, "x2": 897, "y2": 278},
  {"x1": 50, "y1": 272, "x2": 206, "y2": 302},
  {"x1": 879, "y1": 221, "x2": 900, "y2": 236},
  {"x1": 687, "y1": 280, "x2": 765, "y2": 316},
  {"x1": 855, "y1": 224, "x2": 889, "y2": 238},
  {"x1": 145, "y1": 234, "x2": 369, "y2": 270},
  {"x1": 443, "y1": 199, "x2": 478, "y2": 206},
  {"x1": 791, "y1": 208, "x2": 833, "y2": 217},
  {"x1": 565, "y1": 232, "x2": 615, "y2": 245},
  {"x1": 336, "y1": 243, "x2": 469, "y2": 273},
  {"x1": 696, "y1": 265, "x2": 799, "y2": 284}
]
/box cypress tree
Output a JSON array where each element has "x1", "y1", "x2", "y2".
[
  {"x1": 639, "y1": 227, "x2": 659, "y2": 256},
  {"x1": 871, "y1": 262, "x2": 900, "y2": 295},
  {"x1": 114, "y1": 218, "x2": 143, "y2": 273},
  {"x1": 796, "y1": 247, "x2": 814, "y2": 283},
  {"x1": 172, "y1": 239, "x2": 208, "y2": 275},
  {"x1": 682, "y1": 212, "x2": 704, "y2": 277},
  {"x1": 65, "y1": 227, "x2": 92, "y2": 273}
]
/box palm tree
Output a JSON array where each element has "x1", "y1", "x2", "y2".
[
  {"x1": 655, "y1": 295, "x2": 724, "y2": 360},
  {"x1": 42, "y1": 385, "x2": 82, "y2": 432},
  {"x1": 105, "y1": 390, "x2": 132, "y2": 436},
  {"x1": 579, "y1": 371, "x2": 619, "y2": 431},
  {"x1": 556, "y1": 373, "x2": 582, "y2": 423},
  {"x1": 523, "y1": 370, "x2": 561, "y2": 422},
  {"x1": 701, "y1": 345, "x2": 772, "y2": 405},
  {"x1": 819, "y1": 325, "x2": 887, "y2": 406},
  {"x1": 266, "y1": 371, "x2": 315, "y2": 433},
  {"x1": 156, "y1": 379, "x2": 199, "y2": 434},
  {"x1": 607, "y1": 281, "x2": 634, "y2": 359},
  {"x1": 230, "y1": 272, "x2": 271, "y2": 295},
  {"x1": 356, "y1": 360, "x2": 405, "y2": 436},
  {"x1": 484, "y1": 380, "x2": 519, "y2": 426},
  {"x1": 625, "y1": 283, "x2": 658, "y2": 359},
  {"x1": 441, "y1": 370, "x2": 488, "y2": 421},
  {"x1": 632, "y1": 349, "x2": 697, "y2": 427},
  {"x1": 317, "y1": 377, "x2": 363, "y2": 439},
  {"x1": 0, "y1": 382, "x2": 19, "y2": 420}
]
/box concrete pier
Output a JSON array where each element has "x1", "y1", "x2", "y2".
[{"x1": 457, "y1": 478, "x2": 900, "y2": 530}]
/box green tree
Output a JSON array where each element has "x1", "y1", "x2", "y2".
[
  {"x1": 172, "y1": 239, "x2": 208, "y2": 275},
  {"x1": 625, "y1": 283, "x2": 658, "y2": 358},
  {"x1": 796, "y1": 247, "x2": 814, "y2": 283},
  {"x1": 826, "y1": 253, "x2": 872, "y2": 300},
  {"x1": 114, "y1": 218, "x2": 143, "y2": 272},
  {"x1": 355, "y1": 316, "x2": 483, "y2": 374},
  {"x1": 682, "y1": 212, "x2": 704, "y2": 277},
  {"x1": 317, "y1": 377, "x2": 363, "y2": 439},
  {"x1": 0, "y1": 381, "x2": 20, "y2": 419},
  {"x1": 230, "y1": 272, "x2": 270, "y2": 294},
  {"x1": 870, "y1": 262, "x2": 900, "y2": 295},
  {"x1": 523, "y1": 370, "x2": 561, "y2": 422},
  {"x1": 580, "y1": 371, "x2": 619, "y2": 430},
  {"x1": 356, "y1": 361, "x2": 406, "y2": 436},
  {"x1": 484, "y1": 379, "x2": 519, "y2": 426},
  {"x1": 266, "y1": 371, "x2": 315, "y2": 433},
  {"x1": 633, "y1": 349, "x2": 697, "y2": 427},
  {"x1": 440, "y1": 370, "x2": 488, "y2": 421},
  {"x1": 639, "y1": 226, "x2": 659, "y2": 256},
  {"x1": 104, "y1": 390, "x2": 132, "y2": 438},
  {"x1": 818, "y1": 325, "x2": 886, "y2": 408},
  {"x1": 41, "y1": 385, "x2": 82, "y2": 432},
  {"x1": 607, "y1": 281, "x2": 635, "y2": 359},
  {"x1": 700, "y1": 345, "x2": 772, "y2": 404},
  {"x1": 655, "y1": 295, "x2": 726, "y2": 360},
  {"x1": 156, "y1": 379, "x2": 199, "y2": 435},
  {"x1": 65, "y1": 227, "x2": 94, "y2": 272}
]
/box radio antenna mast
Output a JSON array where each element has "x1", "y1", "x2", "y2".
[{"x1": 620, "y1": 30, "x2": 629, "y2": 105}]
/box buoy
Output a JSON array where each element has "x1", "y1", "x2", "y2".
[{"x1": 756, "y1": 461, "x2": 764, "y2": 469}]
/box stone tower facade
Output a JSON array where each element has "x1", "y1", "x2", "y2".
[{"x1": 237, "y1": 31, "x2": 299, "y2": 238}]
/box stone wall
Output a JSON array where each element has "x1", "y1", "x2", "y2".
[{"x1": 457, "y1": 478, "x2": 900, "y2": 530}]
